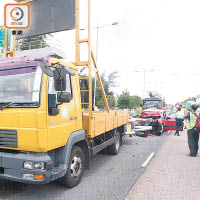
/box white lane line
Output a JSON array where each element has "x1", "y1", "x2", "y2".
[{"x1": 142, "y1": 152, "x2": 155, "y2": 168}]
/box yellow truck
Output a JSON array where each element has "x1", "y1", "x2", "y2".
[
  {"x1": 0, "y1": 0, "x2": 129, "y2": 188},
  {"x1": 0, "y1": 55, "x2": 128, "y2": 187}
]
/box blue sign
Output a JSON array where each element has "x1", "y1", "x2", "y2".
[
  {"x1": 0, "y1": 26, "x2": 11, "y2": 48},
  {"x1": 0, "y1": 26, "x2": 6, "y2": 47}
]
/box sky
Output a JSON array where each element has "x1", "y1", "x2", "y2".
[{"x1": 1, "y1": 0, "x2": 200, "y2": 104}]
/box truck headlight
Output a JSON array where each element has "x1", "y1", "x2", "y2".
[
  {"x1": 24, "y1": 161, "x2": 45, "y2": 170},
  {"x1": 34, "y1": 162, "x2": 45, "y2": 170},
  {"x1": 24, "y1": 161, "x2": 34, "y2": 170}
]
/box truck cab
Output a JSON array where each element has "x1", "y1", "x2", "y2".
[{"x1": 0, "y1": 55, "x2": 83, "y2": 184}]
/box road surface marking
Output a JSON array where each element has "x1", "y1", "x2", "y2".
[{"x1": 142, "y1": 152, "x2": 155, "y2": 168}]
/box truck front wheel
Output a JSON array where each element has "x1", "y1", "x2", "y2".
[{"x1": 61, "y1": 146, "x2": 85, "y2": 188}]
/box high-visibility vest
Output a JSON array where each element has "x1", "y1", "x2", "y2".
[
  {"x1": 187, "y1": 112, "x2": 197, "y2": 130},
  {"x1": 176, "y1": 110, "x2": 184, "y2": 119}
]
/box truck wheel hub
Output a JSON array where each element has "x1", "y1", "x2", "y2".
[{"x1": 70, "y1": 155, "x2": 82, "y2": 178}]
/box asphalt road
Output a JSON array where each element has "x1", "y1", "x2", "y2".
[
  {"x1": 126, "y1": 130, "x2": 200, "y2": 200},
  {"x1": 0, "y1": 132, "x2": 169, "y2": 200}
]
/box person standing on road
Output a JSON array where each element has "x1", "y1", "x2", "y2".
[
  {"x1": 184, "y1": 108, "x2": 189, "y2": 129},
  {"x1": 175, "y1": 105, "x2": 184, "y2": 136},
  {"x1": 185, "y1": 104, "x2": 199, "y2": 157}
]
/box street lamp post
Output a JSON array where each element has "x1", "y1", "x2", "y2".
[
  {"x1": 134, "y1": 69, "x2": 154, "y2": 98},
  {"x1": 95, "y1": 22, "x2": 119, "y2": 63},
  {"x1": 93, "y1": 22, "x2": 118, "y2": 108}
]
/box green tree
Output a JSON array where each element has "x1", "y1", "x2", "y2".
[
  {"x1": 17, "y1": 35, "x2": 50, "y2": 50},
  {"x1": 94, "y1": 71, "x2": 118, "y2": 109},
  {"x1": 184, "y1": 97, "x2": 196, "y2": 103},
  {"x1": 117, "y1": 89, "x2": 142, "y2": 109},
  {"x1": 132, "y1": 95, "x2": 142, "y2": 107},
  {"x1": 183, "y1": 94, "x2": 200, "y2": 103},
  {"x1": 107, "y1": 95, "x2": 116, "y2": 108},
  {"x1": 117, "y1": 89, "x2": 132, "y2": 109},
  {"x1": 79, "y1": 69, "x2": 118, "y2": 109}
]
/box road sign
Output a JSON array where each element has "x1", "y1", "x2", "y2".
[
  {"x1": 0, "y1": 26, "x2": 6, "y2": 48},
  {"x1": 0, "y1": 26, "x2": 11, "y2": 48},
  {"x1": 15, "y1": 0, "x2": 75, "y2": 39}
]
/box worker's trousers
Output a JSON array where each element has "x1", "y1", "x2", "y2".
[
  {"x1": 176, "y1": 125, "x2": 180, "y2": 134},
  {"x1": 176, "y1": 119, "x2": 183, "y2": 135},
  {"x1": 187, "y1": 128, "x2": 199, "y2": 156}
]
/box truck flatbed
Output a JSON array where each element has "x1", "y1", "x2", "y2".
[{"x1": 83, "y1": 110, "x2": 129, "y2": 138}]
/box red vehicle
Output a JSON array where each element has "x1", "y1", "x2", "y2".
[
  {"x1": 139, "y1": 109, "x2": 163, "y2": 136},
  {"x1": 162, "y1": 110, "x2": 183, "y2": 131},
  {"x1": 132, "y1": 109, "x2": 182, "y2": 136}
]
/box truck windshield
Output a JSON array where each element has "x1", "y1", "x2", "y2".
[
  {"x1": 143, "y1": 100, "x2": 162, "y2": 109},
  {"x1": 0, "y1": 66, "x2": 42, "y2": 105}
]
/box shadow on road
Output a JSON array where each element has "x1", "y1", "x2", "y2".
[
  {"x1": 0, "y1": 179, "x2": 28, "y2": 198},
  {"x1": 0, "y1": 179, "x2": 68, "y2": 199}
]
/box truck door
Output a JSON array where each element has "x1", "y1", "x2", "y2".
[{"x1": 47, "y1": 74, "x2": 77, "y2": 150}]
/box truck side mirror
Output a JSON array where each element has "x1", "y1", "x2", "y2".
[
  {"x1": 53, "y1": 66, "x2": 67, "y2": 91},
  {"x1": 57, "y1": 92, "x2": 71, "y2": 103},
  {"x1": 48, "y1": 94, "x2": 59, "y2": 116}
]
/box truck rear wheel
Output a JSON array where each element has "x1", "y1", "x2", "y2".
[
  {"x1": 60, "y1": 146, "x2": 85, "y2": 188},
  {"x1": 108, "y1": 131, "x2": 120, "y2": 155}
]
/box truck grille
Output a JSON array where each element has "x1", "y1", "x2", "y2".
[{"x1": 0, "y1": 129, "x2": 18, "y2": 148}]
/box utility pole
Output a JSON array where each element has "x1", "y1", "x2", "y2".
[
  {"x1": 134, "y1": 69, "x2": 154, "y2": 98},
  {"x1": 93, "y1": 22, "x2": 118, "y2": 108}
]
